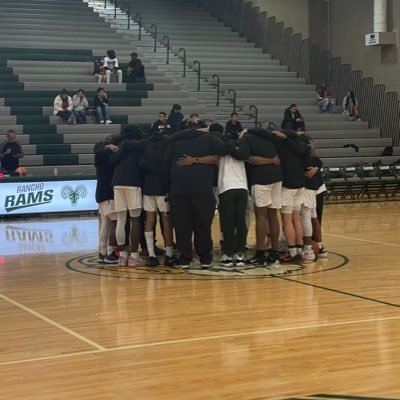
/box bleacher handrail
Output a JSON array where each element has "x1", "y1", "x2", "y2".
[
  {"x1": 150, "y1": 24, "x2": 158, "y2": 52},
  {"x1": 212, "y1": 74, "x2": 220, "y2": 106},
  {"x1": 227, "y1": 89, "x2": 237, "y2": 113},
  {"x1": 249, "y1": 105, "x2": 259, "y2": 127},
  {"x1": 133, "y1": 13, "x2": 142, "y2": 40},
  {"x1": 197, "y1": 0, "x2": 400, "y2": 146},
  {"x1": 178, "y1": 48, "x2": 187, "y2": 77},
  {"x1": 162, "y1": 35, "x2": 170, "y2": 65},
  {"x1": 193, "y1": 60, "x2": 201, "y2": 92}
]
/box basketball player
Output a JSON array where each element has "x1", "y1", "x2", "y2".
[
  {"x1": 241, "y1": 128, "x2": 283, "y2": 266},
  {"x1": 94, "y1": 135, "x2": 119, "y2": 264},
  {"x1": 272, "y1": 128, "x2": 308, "y2": 262},
  {"x1": 142, "y1": 125, "x2": 175, "y2": 267},
  {"x1": 109, "y1": 126, "x2": 146, "y2": 267}
]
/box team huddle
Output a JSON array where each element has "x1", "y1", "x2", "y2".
[{"x1": 94, "y1": 116, "x2": 327, "y2": 269}]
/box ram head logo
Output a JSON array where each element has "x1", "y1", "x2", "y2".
[{"x1": 61, "y1": 185, "x2": 87, "y2": 206}]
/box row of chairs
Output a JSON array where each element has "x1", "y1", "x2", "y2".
[{"x1": 322, "y1": 164, "x2": 400, "y2": 200}]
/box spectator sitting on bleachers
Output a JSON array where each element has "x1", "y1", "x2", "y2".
[
  {"x1": 104, "y1": 50, "x2": 122, "y2": 84},
  {"x1": 54, "y1": 89, "x2": 75, "y2": 125},
  {"x1": 282, "y1": 104, "x2": 306, "y2": 132},
  {"x1": 0, "y1": 130, "x2": 24, "y2": 176},
  {"x1": 92, "y1": 57, "x2": 106, "y2": 84},
  {"x1": 72, "y1": 89, "x2": 89, "y2": 125},
  {"x1": 168, "y1": 104, "x2": 184, "y2": 133},
  {"x1": 316, "y1": 83, "x2": 332, "y2": 113},
  {"x1": 152, "y1": 112, "x2": 172, "y2": 135},
  {"x1": 126, "y1": 52, "x2": 145, "y2": 82},
  {"x1": 343, "y1": 91, "x2": 361, "y2": 121},
  {"x1": 94, "y1": 87, "x2": 112, "y2": 125},
  {"x1": 182, "y1": 113, "x2": 208, "y2": 130},
  {"x1": 225, "y1": 112, "x2": 243, "y2": 138}
]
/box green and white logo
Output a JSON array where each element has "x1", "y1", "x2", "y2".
[{"x1": 61, "y1": 185, "x2": 87, "y2": 207}]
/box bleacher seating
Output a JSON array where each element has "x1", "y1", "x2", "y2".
[{"x1": 1, "y1": 0, "x2": 400, "y2": 181}]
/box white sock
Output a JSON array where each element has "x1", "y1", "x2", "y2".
[
  {"x1": 289, "y1": 247, "x2": 297, "y2": 257},
  {"x1": 166, "y1": 246, "x2": 173, "y2": 257},
  {"x1": 119, "y1": 250, "x2": 128, "y2": 258},
  {"x1": 304, "y1": 245, "x2": 312, "y2": 252},
  {"x1": 99, "y1": 246, "x2": 107, "y2": 256},
  {"x1": 145, "y1": 231, "x2": 155, "y2": 257},
  {"x1": 318, "y1": 242, "x2": 324, "y2": 249},
  {"x1": 296, "y1": 247, "x2": 303, "y2": 255},
  {"x1": 130, "y1": 252, "x2": 139, "y2": 259},
  {"x1": 107, "y1": 246, "x2": 117, "y2": 255}
]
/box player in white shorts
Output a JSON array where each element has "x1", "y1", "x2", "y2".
[
  {"x1": 240, "y1": 128, "x2": 283, "y2": 266},
  {"x1": 272, "y1": 129, "x2": 308, "y2": 262},
  {"x1": 142, "y1": 123, "x2": 175, "y2": 267},
  {"x1": 110, "y1": 127, "x2": 147, "y2": 267}
]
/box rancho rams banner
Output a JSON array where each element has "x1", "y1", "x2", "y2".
[{"x1": 0, "y1": 180, "x2": 98, "y2": 215}]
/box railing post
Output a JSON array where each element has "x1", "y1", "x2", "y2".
[
  {"x1": 179, "y1": 48, "x2": 186, "y2": 77},
  {"x1": 228, "y1": 89, "x2": 237, "y2": 113},
  {"x1": 104, "y1": 0, "x2": 107, "y2": 9},
  {"x1": 163, "y1": 36, "x2": 170, "y2": 65},
  {"x1": 193, "y1": 60, "x2": 201, "y2": 91},
  {"x1": 212, "y1": 74, "x2": 220, "y2": 106},
  {"x1": 249, "y1": 105, "x2": 259, "y2": 127},
  {"x1": 150, "y1": 24, "x2": 158, "y2": 52},
  {"x1": 114, "y1": 0, "x2": 117, "y2": 19},
  {"x1": 127, "y1": 3, "x2": 131, "y2": 29},
  {"x1": 134, "y1": 13, "x2": 142, "y2": 40}
]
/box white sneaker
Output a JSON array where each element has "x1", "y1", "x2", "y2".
[
  {"x1": 220, "y1": 254, "x2": 234, "y2": 267},
  {"x1": 318, "y1": 246, "x2": 328, "y2": 258},
  {"x1": 303, "y1": 249, "x2": 316, "y2": 261},
  {"x1": 99, "y1": 120, "x2": 105, "y2": 124},
  {"x1": 118, "y1": 251, "x2": 128, "y2": 266},
  {"x1": 233, "y1": 253, "x2": 246, "y2": 267},
  {"x1": 106, "y1": 120, "x2": 113, "y2": 125}
]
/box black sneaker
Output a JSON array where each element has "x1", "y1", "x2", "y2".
[
  {"x1": 147, "y1": 256, "x2": 160, "y2": 267},
  {"x1": 249, "y1": 254, "x2": 268, "y2": 267},
  {"x1": 98, "y1": 253, "x2": 106, "y2": 263},
  {"x1": 267, "y1": 250, "x2": 281, "y2": 264},
  {"x1": 200, "y1": 257, "x2": 213, "y2": 268},
  {"x1": 104, "y1": 252, "x2": 119, "y2": 264},
  {"x1": 233, "y1": 253, "x2": 246, "y2": 267},
  {"x1": 177, "y1": 258, "x2": 192, "y2": 269},
  {"x1": 164, "y1": 255, "x2": 176, "y2": 267},
  {"x1": 219, "y1": 254, "x2": 234, "y2": 267}
]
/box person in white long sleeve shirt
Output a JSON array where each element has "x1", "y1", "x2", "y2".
[{"x1": 72, "y1": 89, "x2": 89, "y2": 124}]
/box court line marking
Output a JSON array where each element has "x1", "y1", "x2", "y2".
[
  {"x1": 2, "y1": 314, "x2": 400, "y2": 366},
  {"x1": 324, "y1": 233, "x2": 400, "y2": 248},
  {"x1": 0, "y1": 292, "x2": 106, "y2": 351},
  {"x1": 278, "y1": 276, "x2": 400, "y2": 309}
]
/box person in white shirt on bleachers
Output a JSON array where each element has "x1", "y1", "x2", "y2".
[{"x1": 104, "y1": 50, "x2": 123, "y2": 84}]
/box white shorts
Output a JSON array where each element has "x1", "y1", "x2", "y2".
[
  {"x1": 281, "y1": 187, "x2": 304, "y2": 213},
  {"x1": 302, "y1": 188, "x2": 317, "y2": 209},
  {"x1": 98, "y1": 199, "x2": 117, "y2": 220},
  {"x1": 114, "y1": 186, "x2": 142, "y2": 213},
  {"x1": 143, "y1": 195, "x2": 170, "y2": 213},
  {"x1": 251, "y1": 182, "x2": 282, "y2": 209}
]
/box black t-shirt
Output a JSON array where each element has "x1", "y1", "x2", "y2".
[{"x1": 1, "y1": 142, "x2": 21, "y2": 171}]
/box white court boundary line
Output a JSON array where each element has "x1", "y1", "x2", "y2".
[
  {"x1": 324, "y1": 233, "x2": 400, "y2": 247},
  {"x1": 2, "y1": 314, "x2": 400, "y2": 366},
  {"x1": 0, "y1": 292, "x2": 106, "y2": 351}
]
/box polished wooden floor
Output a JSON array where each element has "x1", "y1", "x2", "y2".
[{"x1": 1, "y1": 202, "x2": 400, "y2": 400}]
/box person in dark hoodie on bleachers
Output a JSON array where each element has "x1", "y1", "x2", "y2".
[
  {"x1": 225, "y1": 112, "x2": 244, "y2": 137},
  {"x1": 168, "y1": 104, "x2": 184, "y2": 133},
  {"x1": 163, "y1": 126, "x2": 228, "y2": 268},
  {"x1": 94, "y1": 135, "x2": 119, "y2": 264},
  {"x1": 109, "y1": 126, "x2": 146, "y2": 267},
  {"x1": 281, "y1": 104, "x2": 305, "y2": 132},
  {"x1": 151, "y1": 112, "x2": 173, "y2": 136}
]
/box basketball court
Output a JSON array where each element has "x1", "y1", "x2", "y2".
[{"x1": 1, "y1": 201, "x2": 400, "y2": 399}]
